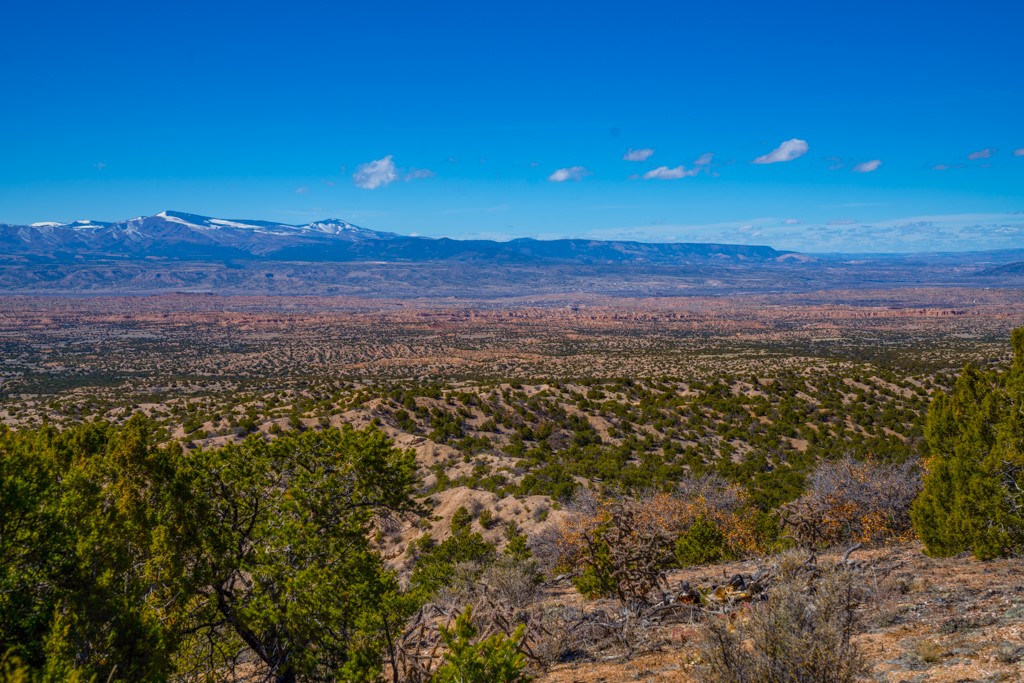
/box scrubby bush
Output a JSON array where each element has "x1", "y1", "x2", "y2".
[
  {"x1": 556, "y1": 479, "x2": 770, "y2": 603},
  {"x1": 781, "y1": 455, "x2": 921, "y2": 548},
  {"x1": 695, "y1": 551, "x2": 869, "y2": 683}
]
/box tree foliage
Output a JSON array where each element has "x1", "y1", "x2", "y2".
[
  {"x1": 911, "y1": 327, "x2": 1024, "y2": 558},
  {"x1": 0, "y1": 420, "x2": 418, "y2": 682}
]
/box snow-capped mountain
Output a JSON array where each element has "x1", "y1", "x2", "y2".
[{"x1": 0, "y1": 210, "x2": 787, "y2": 264}]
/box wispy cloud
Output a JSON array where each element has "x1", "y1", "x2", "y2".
[
  {"x1": 967, "y1": 148, "x2": 996, "y2": 160},
  {"x1": 825, "y1": 156, "x2": 845, "y2": 171},
  {"x1": 753, "y1": 139, "x2": 809, "y2": 164},
  {"x1": 548, "y1": 166, "x2": 590, "y2": 182},
  {"x1": 693, "y1": 152, "x2": 714, "y2": 166},
  {"x1": 94, "y1": 162, "x2": 106, "y2": 172},
  {"x1": 404, "y1": 168, "x2": 436, "y2": 181},
  {"x1": 353, "y1": 155, "x2": 398, "y2": 189},
  {"x1": 623, "y1": 148, "x2": 655, "y2": 162},
  {"x1": 932, "y1": 163, "x2": 965, "y2": 171},
  {"x1": 643, "y1": 166, "x2": 696, "y2": 180},
  {"x1": 1014, "y1": 148, "x2": 1024, "y2": 157},
  {"x1": 294, "y1": 186, "x2": 309, "y2": 194},
  {"x1": 573, "y1": 212, "x2": 1024, "y2": 253},
  {"x1": 641, "y1": 153, "x2": 714, "y2": 180},
  {"x1": 852, "y1": 159, "x2": 882, "y2": 173}
]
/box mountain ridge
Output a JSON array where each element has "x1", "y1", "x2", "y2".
[{"x1": 0, "y1": 211, "x2": 790, "y2": 264}]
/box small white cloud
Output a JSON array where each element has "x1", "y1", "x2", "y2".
[
  {"x1": 641, "y1": 153, "x2": 713, "y2": 180},
  {"x1": 827, "y1": 218, "x2": 857, "y2": 225},
  {"x1": 643, "y1": 165, "x2": 698, "y2": 180},
  {"x1": 94, "y1": 162, "x2": 106, "y2": 171},
  {"x1": 404, "y1": 168, "x2": 436, "y2": 181},
  {"x1": 782, "y1": 218, "x2": 801, "y2": 225},
  {"x1": 753, "y1": 139, "x2": 809, "y2": 164},
  {"x1": 623, "y1": 148, "x2": 655, "y2": 162},
  {"x1": 852, "y1": 159, "x2": 882, "y2": 173},
  {"x1": 295, "y1": 186, "x2": 309, "y2": 194},
  {"x1": 548, "y1": 166, "x2": 590, "y2": 182},
  {"x1": 1014, "y1": 148, "x2": 1024, "y2": 157},
  {"x1": 353, "y1": 155, "x2": 398, "y2": 189},
  {"x1": 967, "y1": 148, "x2": 995, "y2": 160}
]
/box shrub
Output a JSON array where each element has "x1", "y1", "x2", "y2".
[
  {"x1": 433, "y1": 607, "x2": 531, "y2": 683},
  {"x1": 478, "y1": 508, "x2": 495, "y2": 529},
  {"x1": 781, "y1": 455, "x2": 921, "y2": 549},
  {"x1": 451, "y1": 506, "x2": 473, "y2": 534},
  {"x1": 410, "y1": 529, "x2": 497, "y2": 597},
  {"x1": 557, "y1": 480, "x2": 767, "y2": 602},
  {"x1": 694, "y1": 551, "x2": 869, "y2": 683},
  {"x1": 674, "y1": 516, "x2": 734, "y2": 566}
]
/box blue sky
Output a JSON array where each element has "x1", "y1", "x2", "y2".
[{"x1": 2, "y1": 0, "x2": 1022, "y2": 252}]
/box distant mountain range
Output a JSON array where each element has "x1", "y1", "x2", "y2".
[
  {"x1": 0, "y1": 210, "x2": 790, "y2": 264},
  {"x1": 2, "y1": 210, "x2": 1022, "y2": 296}
]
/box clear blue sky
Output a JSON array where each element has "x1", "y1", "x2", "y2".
[{"x1": 2, "y1": 0, "x2": 1022, "y2": 252}]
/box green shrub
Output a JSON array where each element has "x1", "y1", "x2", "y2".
[
  {"x1": 478, "y1": 508, "x2": 495, "y2": 529},
  {"x1": 410, "y1": 529, "x2": 497, "y2": 596},
  {"x1": 451, "y1": 506, "x2": 473, "y2": 534},
  {"x1": 433, "y1": 607, "x2": 530, "y2": 683},
  {"x1": 674, "y1": 516, "x2": 734, "y2": 566}
]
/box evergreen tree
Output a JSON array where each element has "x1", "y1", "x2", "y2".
[{"x1": 911, "y1": 328, "x2": 1024, "y2": 558}]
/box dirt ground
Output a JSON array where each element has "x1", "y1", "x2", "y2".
[{"x1": 537, "y1": 542, "x2": 1024, "y2": 683}]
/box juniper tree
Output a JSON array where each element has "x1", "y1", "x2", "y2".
[{"x1": 911, "y1": 327, "x2": 1024, "y2": 558}]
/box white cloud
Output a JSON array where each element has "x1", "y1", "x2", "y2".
[
  {"x1": 643, "y1": 165, "x2": 698, "y2": 180},
  {"x1": 852, "y1": 159, "x2": 882, "y2": 173},
  {"x1": 967, "y1": 148, "x2": 995, "y2": 160},
  {"x1": 753, "y1": 139, "x2": 809, "y2": 164},
  {"x1": 548, "y1": 166, "x2": 590, "y2": 182},
  {"x1": 782, "y1": 218, "x2": 801, "y2": 224},
  {"x1": 1014, "y1": 148, "x2": 1024, "y2": 157},
  {"x1": 294, "y1": 186, "x2": 309, "y2": 194},
  {"x1": 404, "y1": 168, "x2": 436, "y2": 181},
  {"x1": 353, "y1": 156, "x2": 434, "y2": 188},
  {"x1": 575, "y1": 212, "x2": 1024, "y2": 253},
  {"x1": 623, "y1": 148, "x2": 655, "y2": 161},
  {"x1": 641, "y1": 153, "x2": 713, "y2": 180},
  {"x1": 353, "y1": 155, "x2": 398, "y2": 189}
]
